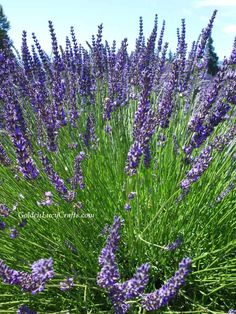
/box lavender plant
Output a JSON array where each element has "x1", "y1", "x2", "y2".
[{"x1": 0, "y1": 11, "x2": 235, "y2": 314}]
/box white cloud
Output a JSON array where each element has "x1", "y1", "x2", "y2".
[
  {"x1": 195, "y1": 0, "x2": 236, "y2": 7},
  {"x1": 223, "y1": 24, "x2": 236, "y2": 33}
]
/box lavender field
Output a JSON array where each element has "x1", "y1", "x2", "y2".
[{"x1": 0, "y1": 8, "x2": 236, "y2": 314}]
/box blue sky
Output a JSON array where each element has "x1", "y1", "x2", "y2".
[{"x1": 1, "y1": 0, "x2": 236, "y2": 59}]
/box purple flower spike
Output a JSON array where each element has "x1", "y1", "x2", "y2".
[
  {"x1": 196, "y1": 10, "x2": 217, "y2": 60},
  {"x1": 72, "y1": 152, "x2": 86, "y2": 190},
  {"x1": 124, "y1": 203, "x2": 131, "y2": 211},
  {"x1": 158, "y1": 60, "x2": 178, "y2": 128},
  {"x1": 98, "y1": 218, "x2": 151, "y2": 314},
  {"x1": 97, "y1": 217, "x2": 122, "y2": 288},
  {"x1": 17, "y1": 305, "x2": 37, "y2": 314},
  {"x1": 18, "y1": 219, "x2": 27, "y2": 228},
  {"x1": 31, "y1": 258, "x2": 54, "y2": 282},
  {"x1": 141, "y1": 258, "x2": 192, "y2": 311},
  {"x1": 0, "y1": 204, "x2": 10, "y2": 217},
  {"x1": 0, "y1": 142, "x2": 12, "y2": 166},
  {"x1": 38, "y1": 151, "x2": 72, "y2": 200},
  {"x1": 0, "y1": 257, "x2": 54, "y2": 294},
  {"x1": 84, "y1": 114, "x2": 96, "y2": 147},
  {"x1": 118, "y1": 263, "x2": 150, "y2": 300},
  {"x1": 125, "y1": 70, "x2": 157, "y2": 175},
  {"x1": 128, "y1": 192, "x2": 137, "y2": 200},
  {"x1": 228, "y1": 310, "x2": 236, "y2": 314},
  {"x1": 60, "y1": 277, "x2": 74, "y2": 291},
  {"x1": 9, "y1": 228, "x2": 19, "y2": 239},
  {"x1": 0, "y1": 221, "x2": 6, "y2": 230},
  {"x1": 181, "y1": 146, "x2": 213, "y2": 192},
  {"x1": 164, "y1": 237, "x2": 183, "y2": 251}
]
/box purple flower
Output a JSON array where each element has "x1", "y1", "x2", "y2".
[
  {"x1": 21, "y1": 31, "x2": 33, "y2": 79},
  {"x1": 97, "y1": 217, "x2": 122, "y2": 288},
  {"x1": 143, "y1": 145, "x2": 151, "y2": 168},
  {"x1": 98, "y1": 218, "x2": 151, "y2": 314},
  {"x1": 196, "y1": 10, "x2": 217, "y2": 59},
  {"x1": 0, "y1": 142, "x2": 12, "y2": 166},
  {"x1": 216, "y1": 182, "x2": 234, "y2": 203},
  {"x1": 30, "y1": 258, "x2": 54, "y2": 294},
  {"x1": 141, "y1": 258, "x2": 192, "y2": 311},
  {"x1": 164, "y1": 237, "x2": 183, "y2": 251},
  {"x1": 125, "y1": 141, "x2": 143, "y2": 176},
  {"x1": 79, "y1": 48, "x2": 95, "y2": 104},
  {"x1": 0, "y1": 221, "x2": 6, "y2": 230},
  {"x1": 228, "y1": 310, "x2": 236, "y2": 314},
  {"x1": 125, "y1": 70, "x2": 157, "y2": 175},
  {"x1": 4, "y1": 99, "x2": 39, "y2": 179},
  {"x1": 124, "y1": 203, "x2": 131, "y2": 211},
  {"x1": 157, "y1": 20, "x2": 166, "y2": 54},
  {"x1": 38, "y1": 191, "x2": 54, "y2": 206},
  {"x1": 48, "y1": 21, "x2": 63, "y2": 71},
  {"x1": 0, "y1": 258, "x2": 54, "y2": 294},
  {"x1": 128, "y1": 192, "x2": 137, "y2": 200},
  {"x1": 17, "y1": 305, "x2": 37, "y2": 314},
  {"x1": 105, "y1": 124, "x2": 112, "y2": 134},
  {"x1": 118, "y1": 263, "x2": 150, "y2": 300},
  {"x1": 64, "y1": 240, "x2": 77, "y2": 254},
  {"x1": 0, "y1": 204, "x2": 10, "y2": 217},
  {"x1": 181, "y1": 146, "x2": 213, "y2": 192},
  {"x1": 9, "y1": 228, "x2": 19, "y2": 239},
  {"x1": 38, "y1": 151, "x2": 72, "y2": 200},
  {"x1": 84, "y1": 114, "x2": 96, "y2": 147},
  {"x1": 92, "y1": 23, "x2": 105, "y2": 79},
  {"x1": 109, "y1": 263, "x2": 150, "y2": 314},
  {"x1": 18, "y1": 219, "x2": 27, "y2": 228},
  {"x1": 213, "y1": 124, "x2": 236, "y2": 151},
  {"x1": 60, "y1": 277, "x2": 74, "y2": 291},
  {"x1": 157, "y1": 60, "x2": 178, "y2": 128},
  {"x1": 72, "y1": 151, "x2": 86, "y2": 190},
  {"x1": 104, "y1": 38, "x2": 129, "y2": 119}
]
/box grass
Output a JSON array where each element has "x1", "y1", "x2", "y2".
[{"x1": 0, "y1": 84, "x2": 235, "y2": 313}]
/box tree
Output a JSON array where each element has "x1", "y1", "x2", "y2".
[
  {"x1": 0, "y1": 4, "x2": 11, "y2": 49},
  {"x1": 206, "y1": 36, "x2": 219, "y2": 76},
  {"x1": 168, "y1": 50, "x2": 174, "y2": 62}
]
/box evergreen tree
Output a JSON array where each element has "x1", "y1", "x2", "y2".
[
  {"x1": 206, "y1": 36, "x2": 219, "y2": 76},
  {"x1": 0, "y1": 4, "x2": 11, "y2": 49},
  {"x1": 168, "y1": 50, "x2": 173, "y2": 62}
]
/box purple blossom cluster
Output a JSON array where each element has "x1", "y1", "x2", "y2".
[
  {"x1": 213, "y1": 124, "x2": 236, "y2": 151},
  {"x1": 38, "y1": 151, "x2": 72, "y2": 199},
  {"x1": 72, "y1": 151, "x2": 86, "y2": 190},
  {"x1": 97, "y1": 217, "x2": 151, "y2": 313},
  {"x1": 1, "y1": 89, "x2": 39, "y2": 179},
  {"x1": 0, "y1": 258, "x2": 54, "y2": 294},
  {"x1": 164, "y1": 237, "x2": 183, "y2": 251},
  {"x1": 98, "y1": 218, "x2": 191, "y2": 313},
  {"x1": 184, "y1": 39, "x2": 236, "y2": 156},
  {"x1": 0, "y1": 203, "x2": 10, "y2": 217},
  {"x1": 37, "y1": 191, "x2": 53, "y2": 206},
  {"x1": 141, "y1": 257, "x2": 192, "y2": 311},
  {"x1": 17, "y1": 305, "x2": 37, "y2": 314},
  {"x1": 59, "y1": 277, "x2": 74, "y2": 291},
  {"x1": 84, "y1": 114, "x2": 96, "y2": 147},
  {"x1": 125, "y1": 71, "x2": 157, "y2": 175},
  {"x1": 97, "y1": 216, "x2": 122, "y2": 288},
  {"x1": 157, "y1": 59, "x2": 178, "y2": 128},
  {"x1": 0, "y1": 142, "x2": 12, "y2": 166},
  {"x1": 181, "y1": 146, "x2": 213, "y2": 192}
]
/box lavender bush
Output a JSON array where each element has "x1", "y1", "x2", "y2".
[{"x1": 0, "y1": 10, "x2": 235, "y2": 313}]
